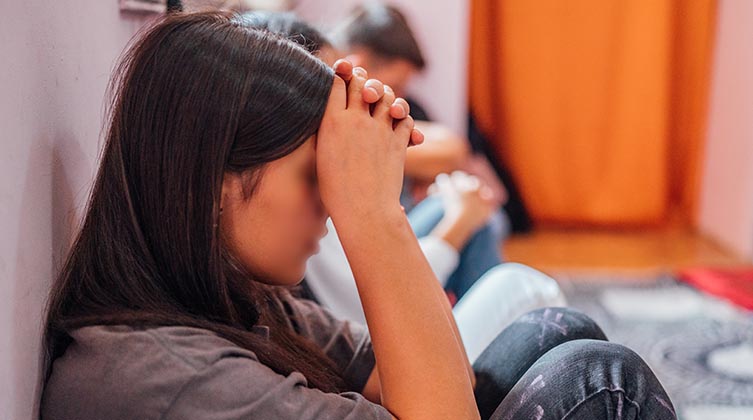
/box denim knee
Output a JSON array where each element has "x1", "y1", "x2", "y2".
[
  {"x1": 539, "y1": 340, "x2": 676, "y2": 419},
  {"x1": 490, "y1": 340, "x2": 676, "y2": 420},
  {"x1": 513, "y1": 307, "x2": 608, "y2": 343}
]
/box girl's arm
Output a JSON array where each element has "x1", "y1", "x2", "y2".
[{"x1": 317, "y1": 62, "x2": 479, "y2": 420}]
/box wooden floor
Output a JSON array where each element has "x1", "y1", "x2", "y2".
[{"x1": 503, "y1": 227, "x2": 748, "y2": 275}]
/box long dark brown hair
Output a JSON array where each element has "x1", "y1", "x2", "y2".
[{"x1": 44, "y1": 11, "x2": 348, "y2": 392}]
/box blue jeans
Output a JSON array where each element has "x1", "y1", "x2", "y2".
[
  {"x1": 408, "y1": 196, "x2": 509, "y2": 300},
  {"x1": 475, "y1": 308, "x2": 677, "y2": 420}
]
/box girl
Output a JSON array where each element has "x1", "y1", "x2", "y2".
[{"x1": 42, "y1": 11, "x2": 676, "y2": 420}]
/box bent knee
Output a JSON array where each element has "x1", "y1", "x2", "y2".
[
  {"x1": 536, "y1": 340, "x2": 668, "y2": 399},
  {"x1": 515, "y1": 307, "x2": 608, "y2": 341},
  {"x1": 549, "y1": 340, "x2": 645, "y2": 368}
]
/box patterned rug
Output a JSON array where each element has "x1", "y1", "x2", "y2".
[{"x1": 558, "y1": 274, "x2": 753, "y2": 420}]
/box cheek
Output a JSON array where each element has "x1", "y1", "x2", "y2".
[
  {"x1": 234, "y1": 179, "x2": 321, "y2": 284},
  {"x1": 274, "y1": 194, "x2": 315, "y2": 245},
  {"x1": 267, "y1": 180, "x2": 320, "y2": 239}
]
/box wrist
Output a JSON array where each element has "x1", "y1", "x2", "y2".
[
  {"x1": 430, "y1": 215, "x2": 477, "y2": 252},
  {"x1": 330, "y1": 202, "x2": 408, "y2": 238}
]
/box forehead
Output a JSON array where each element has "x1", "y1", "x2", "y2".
[{"x1": 252, "y1": 136, "x2": 316, "y2": 196}]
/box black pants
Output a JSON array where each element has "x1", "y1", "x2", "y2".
[{"x1": 474, "y1": 308, "x2": 677, "y2": 420}]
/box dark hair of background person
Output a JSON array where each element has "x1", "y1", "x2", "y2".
[
  {"x1": 43, "y1": 11, "x2": 350, "y2": 393},
  {"x1": 238, "y1": 11, "x2": 331, "y2": 54},
  {"x1": 167, "y1": 0, "x2": 183, "y2": 11},
  {"x1": 331, "y1": 2, "x2": 426, "y2": 70}
]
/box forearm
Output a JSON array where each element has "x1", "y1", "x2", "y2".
[
  {"x1": 426, "y1": 220, "x2": 479, "y2": 386},
  {"x1": 404, "y1": 149, "x2": 467, "y2": 181},
  {"x1": 404, "y1": 122, "x2": 470, "y2": 181},
  {"x1": 333, "y1": 209, "x2": 479, "y2": 420},
  {"x1": 429, "y1": 268, "x2": 477, "y2": 388}
]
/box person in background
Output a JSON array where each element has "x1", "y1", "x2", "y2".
[{"x1": 330, "y1": 2, "x2": 509, "y2": 209}]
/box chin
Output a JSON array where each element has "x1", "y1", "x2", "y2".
[
  {"x1": 280, "y1": 265, "x2": 307, "y2": 287},
  {"x1": 249, "y1": 265, "x2": 305, "y2": 287}
]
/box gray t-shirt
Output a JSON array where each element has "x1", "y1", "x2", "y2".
[{"x1": 41, "y1": 296, "x2": 392, "y2": 419}]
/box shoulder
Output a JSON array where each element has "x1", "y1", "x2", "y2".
[
  {"x1": 43, "y1": 324, "x2": 390, "y2": 420},
  {"x1": 41, "y1": 325, "x2": 258, "y2": 420},
  {"x1": 82, "y1": 324, "x2": 258, "y2": 369}
]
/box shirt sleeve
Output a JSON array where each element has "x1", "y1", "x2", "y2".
[
  {"x1": 163, "y1": 356, "x2": 393, "y2": 420},
  {"x1": 418, "y1": 235, "x2": 460, "y2": 287},
  {"x1": 285, "y1": 297, "x2": 376, "y2": 392}
]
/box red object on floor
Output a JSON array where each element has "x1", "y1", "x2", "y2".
[{"x1": 678, "y1": 267, "x2": 753, "y2": 310}]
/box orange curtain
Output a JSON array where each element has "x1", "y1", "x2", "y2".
[{"x1": 469, "y1": 0, "x2": 717, "y2": 227}]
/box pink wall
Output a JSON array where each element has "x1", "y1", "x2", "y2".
[
  {"x1": 698, "y1": 0, "x2": 753, "y2": 261},
  {"x1": 0, "y1": 2, "x2": 147, "y2": 418},
  {"x1": 294, "y1": 0, "x2": 470, "y2": 134}
]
